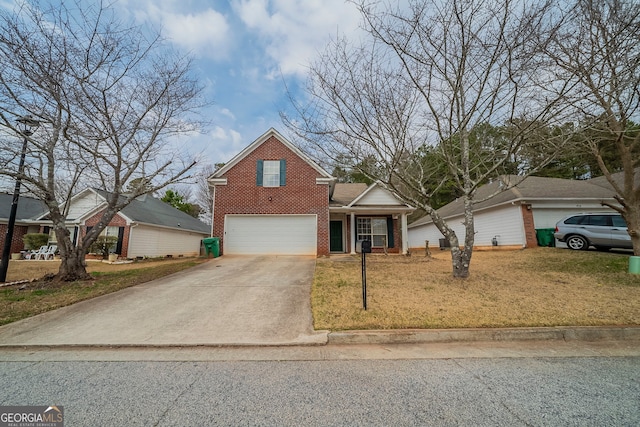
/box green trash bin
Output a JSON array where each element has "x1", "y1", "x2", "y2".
[
  {"x1": 535, "y1": 228, "x2": 556, "y2": 247},
  {"x1": 203, "y1": 237, "x2": 220, "y2": 258}
]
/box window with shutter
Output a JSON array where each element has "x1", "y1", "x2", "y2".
[
  {"x1": 258, "y1": 159, "x2": 286, "y2": 187},
  {"x1": 356, "y1": 217, "x2": 389, "y2": 248}
]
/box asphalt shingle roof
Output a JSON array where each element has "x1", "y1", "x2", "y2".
[
  {"x1": 588, "y1": 168, "x2": 640, "y2": 190},
  {"x1": 409, "y1": 174, "x2": 619, "y2": 228},
  {"x1": 0, "y1": 193, "x2": 47, "y2": 221},
  {"x1": 93, "y1": 190, "x2": 210, "y2": 234},
  {"x1": 330, "y1": 183, "x2": 369, "y2": 206}
]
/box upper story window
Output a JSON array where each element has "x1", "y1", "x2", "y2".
[
  {"x1": 257, "y1": 159, "x2": 286, "y2": 187},
  {"x1": 263, "y1": 160, "x2": 280, "y2": 187}
]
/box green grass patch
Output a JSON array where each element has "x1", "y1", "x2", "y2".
[{"x1": 518, "y1": 250, "x2": 638, "y2": 287}]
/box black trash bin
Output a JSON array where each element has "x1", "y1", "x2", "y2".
[{"x1": 439, "y1": 238, "x2": 450, "y2": 250}]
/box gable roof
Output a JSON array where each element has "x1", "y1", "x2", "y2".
[
  {"x1": 329, "y1": 182, "x2": 415, "y2": 212},
  {"x1": 210, "y1": 128, "x2": 333, "y2": 179},
  {"x1": 93, "y1": 190, "x2": 210, "y2": 234},
  {"x1": 409, "y1": 175, "x2": 618, "y2": 228},
  {"x1": 587, "y1": 168, "x2": 640, "y2": 190},
  {"x1": 121, "y1": 194, "x2": 210, "y2": 234},
  {"x1": 0, "y1": 193, "x2": 47, "y2": 221},
  {"x1": 58, "y1": 188, "x2": 209, "y2": 234},
  {"x1": 330, "y1": 183, "x2": 369, "y2": 206}
]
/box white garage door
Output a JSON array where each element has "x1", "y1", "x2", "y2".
[{"x1": 224, "y1": 215, "x2": 317, "y2": 255}]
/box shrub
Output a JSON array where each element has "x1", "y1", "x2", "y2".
[
  {"x1": 22, "y1": 233, "x2": 49, "y2": 250},
  {"x1": 89, "y1": 236, "x2": 119, "y2": 259}
]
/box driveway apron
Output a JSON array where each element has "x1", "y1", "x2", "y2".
[{"x1": 0, "y1": 256, "x2": 327, "y2": 346}]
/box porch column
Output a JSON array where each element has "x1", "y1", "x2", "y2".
[
  {"x1": 350, "y1": 212, "x2": 356, "y2": 254},
  {"x1": 401, "y1": 213, "x2": 409, "y2": 255}
]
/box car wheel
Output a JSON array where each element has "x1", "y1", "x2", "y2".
[{"x1": 566, "y1": 235, "x2": 589, "y2": 251}]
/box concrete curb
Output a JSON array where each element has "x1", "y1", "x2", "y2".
[
  {"x1": 327, "y1": 326, "x2": 640, "y2": 345},
  {"x1": 0, "y1": 327, "x2": 637, "y2": 350},
  {"x1": 0, "y1": 331, "x2": 330, "y2": 349}
]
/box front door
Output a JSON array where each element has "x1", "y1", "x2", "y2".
[{"x1": 330, "y1": 220, "x2": 344, "y2": 252}]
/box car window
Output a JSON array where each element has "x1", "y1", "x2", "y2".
[
  {"x1": 564, "y1": 216, "x2": 585, "y2": 225},
  {"x1": 612, "y1": 215, "x2": 627, "y2": 227},
  {"x1": 586, "y1": 215, "x2": 611, "y2": 226}
]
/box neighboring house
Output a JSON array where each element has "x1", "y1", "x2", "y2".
[
  {"x1": 407, "y1": 175, "x2": 623, "y2": 250},
  {"x1": 42, "y1": 188, "x2": 211, "y2": 258},
  {"x1": 35, "y1": 189, "x2": 210, "y2": 258},
  {"x1": 0, "y1": 193, "x2": 47, "y2": 258},
  {"x1": 208, "y1": 128, "x2": 414, "y2": 256}
]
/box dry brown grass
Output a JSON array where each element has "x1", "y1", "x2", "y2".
[
  {"x1": 4, "y1": 257, "x2": 201, "y2": 282},
  {"x1": 0, "y1": 257, "x2": 208, "y2": 326},
  {"x1": 312, "y1": 248, "x2": 640, "y2": 330}
]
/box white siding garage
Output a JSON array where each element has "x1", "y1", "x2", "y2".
[
  {"x1": 408, "y1": 205, "x2": 525, "y2": 249},
  {"x1": 224, "y1": 214, "x2": 317, "y2": 255},
  {"x1": 128, "y1": 224, "x2": 207, "y2": 258}
]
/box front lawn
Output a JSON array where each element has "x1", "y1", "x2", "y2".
[
  {"x1": 0, "y1": 258, "x2": 208, "y2": 326},
  {"x1": 312, "y1": 248, "x2": 640, "y2": 330}
]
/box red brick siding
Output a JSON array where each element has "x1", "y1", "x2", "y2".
[
  {"x1": 213, "y1": 135, "x2": 330, "y2": 256},
  {"x1": 0, "y1": 224, "x2": 29, "y2": 257},
  {"x1": 81, "y1": 211, "x2": 130, "y2": 258},
  {"x1": 521, "y1": 204, "x2": 538, "y2": 248}
]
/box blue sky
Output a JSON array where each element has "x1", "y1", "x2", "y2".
[{"x1": 114, "y1": 0, "x2": 365, "y2": 167}]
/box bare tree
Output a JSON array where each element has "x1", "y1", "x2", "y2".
[
  {"x1": 0, "y1": 1, "x2": 207, "y2": 281},
  {"x1": 545, "y1": 0, "x2": 640, "y2": 254},
  {"x1": 285, "y1": 0, "x2": 571, "y2": 278},
  {"x1": 195, "y1": 164, "x2": 216, "y2": 225}
]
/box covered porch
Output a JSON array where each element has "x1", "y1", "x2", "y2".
[
  {"x1": 329, "y1": 209, "x2": 413, "y2": 254},
  {"x1": 328, "y1": 182, "x2": 415, "y2": 255}
]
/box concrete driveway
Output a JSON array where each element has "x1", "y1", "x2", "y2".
[{"x1": 0, "y1": 256, "x2": 327, "y2": 346}]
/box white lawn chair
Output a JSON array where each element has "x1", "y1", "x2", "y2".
[
  {"x1": 27, "y1": 245, "x2": 48, "y2": 260},
  {"x1": 35, "y1": 245, "x2": 57, "y2": 260}
]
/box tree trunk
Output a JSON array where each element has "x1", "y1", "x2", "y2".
[
  {"x1": 57, "y1": 248, "x2": 92, "y2": 282},
  {"x1": 449, "y1": 246, "x2": 470, "y2": 278},
  {"x1": 626, "y1": 206, "x2": 640, "y2": 257}
]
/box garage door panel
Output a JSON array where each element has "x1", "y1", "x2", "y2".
[{"x1": 225, "y1": 215, "x2": 317, "y2": 255}]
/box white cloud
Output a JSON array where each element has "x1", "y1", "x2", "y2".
[
  {"x1": 122, "y1": 1, "x2": 231, "y2": 59},
  {"x1": 161, "y1": 9, "x2": 230, "y2": 57},
  {"x1": 233, "y1": 0, "x2": 362, "y2": 77},
  {"x1": 208, "y1": 126, "x2": 244, "y2": 160},
  {"x1": 219, "y1": 108, "x2": 236, "y2": 120}
]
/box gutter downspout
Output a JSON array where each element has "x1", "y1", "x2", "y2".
[{"x1": 210, "y1": 186, "x2": 216, "y2": 237}]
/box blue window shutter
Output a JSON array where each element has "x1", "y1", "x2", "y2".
[
  {"x1": 256, "y1": 160, "x2": 263, "y2": 186},
  {"x1": 279, "y1": 159, "x2": 286, "y2": 186},
  {"x1": 386, "y1": 217, "x2": 395, "y2": 248}
]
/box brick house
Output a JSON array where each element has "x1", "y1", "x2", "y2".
[
  {"x1": 47, "y1": 188, "x2": 210, "y2": 258},
  {"x1": 208, "y1": 128, "x2": 415, "y2": 256},
  {"x1": 2, "y1": 189, "x2": 209, "y2": 259},
  {"x1": 0, "y1": 193, "x2": 47, "y2": 258}
]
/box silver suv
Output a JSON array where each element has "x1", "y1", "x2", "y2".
[{"x1": 554, "y1": 213, "x2": 632, "y2": 251}]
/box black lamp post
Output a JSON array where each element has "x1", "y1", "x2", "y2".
[{"x1": 0, "y1": 115, "x2": 40, "y2": 282}]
